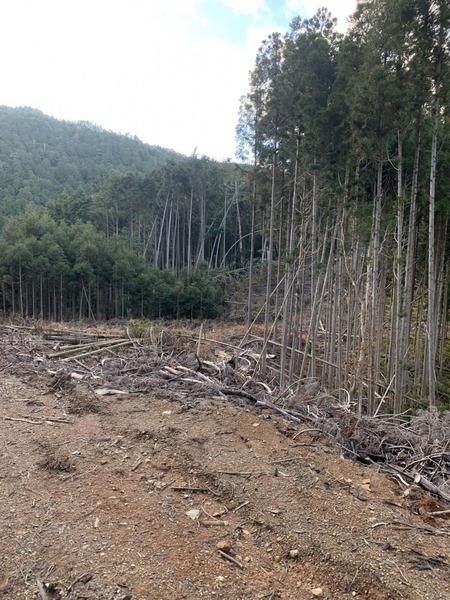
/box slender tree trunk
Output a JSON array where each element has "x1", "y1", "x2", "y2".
[
  {"x1": 261, "y1": 150, "x2": 277, "y2": 373},
  {"x1": 280, "y1": 137, "x2": 299, "y2": 387},
  {"x1": 368, "y1": 162, "x2": 383, "y2": 414},
  {"x1": 18, "y1": 263, "x2": 24, "y2": 318},
  {"x1": 165, "y1": 201, "x2": 172, "y2": 270},
  {"x1": 398, "y1": 124, "x2": 421, "y2": 401},
  {"x1": 223, "y1": 189, "x2": 227, "y2": 266},
  {"x1": 155, "y1": 193, "x2": 170, "y2": 268},
  {"x1": 187, "y1": 187, "x2": 193, "y2": 272},
  {"x1": 393, "y1": 133, "x2": 403, "y2": 412},
  {"x1": 246, "y1": 187, "x2": 256, "y2": 327},
  {"x1": 40, "y1": 275, "x2": 43, "y2": 320},
  {"x1": 11, "y1": 280, "x2": 15, "y2": 316},
  {"x1": 427, "y1": 93, "x2": 439, "y2": 407},
  {"x1": 235, "y1": 181, "x2": 244, "y2": 262}
]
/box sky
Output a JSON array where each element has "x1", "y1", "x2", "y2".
[{"x1": 1, "y1": 0, "x2": 357, "y2": 160}]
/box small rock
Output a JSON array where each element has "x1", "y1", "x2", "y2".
[
  {"x1": 186, "y1": 509, "x2": 200, "y2": 520},
  {"x1": 311, "y1": 587, "x2": 323, "y2": 597},
  {"x1": 216, "y1": 540, "x2": 232, "y2": 553},
  {"x1": 289, "y1": 549, "x2": 299, "y2": 559},
  {"x1": 162, "y1": 410, "x2": 172, "y2": 416}
]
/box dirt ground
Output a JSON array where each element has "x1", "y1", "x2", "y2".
[{"x1": 0, "y1": 328, "x2": 450, "y2": 599}]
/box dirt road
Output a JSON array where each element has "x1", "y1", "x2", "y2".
[{"x1": 0, "y1": 362, "x2": 449, "y2": 599}]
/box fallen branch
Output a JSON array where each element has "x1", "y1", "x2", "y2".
[
  {"x1": 380, "y1": 464, "x2": 450, "y2": 504},
  {"x1": 371, "y1": 520, "x2": 450, "y2": 536},
  {"x1": 4, "y1": 416, "x2": 43, "y2": 425},
  {"x1": 256, "y1": 400, "x2": 302, "y2": 423},
  {"x1": 248, "y1": 334, "x2": 339, "y2": 369},
  {"x1": 61, "y1": 340, "x2": 132, "y2": 361},
  {"x1": 218, "y1": 550, "x2": 244, "y2": 569}
]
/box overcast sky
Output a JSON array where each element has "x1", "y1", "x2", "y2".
[{"x1": 1, "y1": 0, "x2": 356, "y2": 159}]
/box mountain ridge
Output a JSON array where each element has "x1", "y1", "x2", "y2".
[{"x1": 0, "y1": 106, "x2": 183, "y2": 221}]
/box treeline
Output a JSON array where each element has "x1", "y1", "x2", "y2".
[
  {"x1": 238, "y1": 0, "x2": 449, "y2": 412},
  {"x1": 0, "y1": 205, "x2": 224, "y2": 320},
  {"x1": 0, "y1": 106, "x2": 179, "y2": 225},
  {"x1": 48, "y1": 157, "x2": 252, "y2": 271},
  {"x1": 0, "y1": 112, "x2": 255, "y2": 320}
]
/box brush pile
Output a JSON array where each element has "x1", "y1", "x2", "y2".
[{"x1": 1, "y1": 322, "x2": 449, "y2": 505}]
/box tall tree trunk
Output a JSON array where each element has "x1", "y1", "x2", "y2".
[
  {"x1": 427, "y1": 93, "x2": 439, "y2": 407},
  {"x1": 187, "y1": 187, "x2": 193, "y2": 272},
  {"x1": 398, "y1": 124, "x2": 421, "y2": 403},
  {"x1": 393, "y1": 133, "x2": 404, "y2": 412},
  {"x1": 261, "y1": 150, "x2": 277, "y2": 373},
  {"x1": 246, "y1": 185, "x2": 256, "y2": 327},
  {"x1": 365, "y1": 163, "x2": 383, "y2": 415},
  {"x1": 18, "y1": 262, "x2": 24, "y2": 318},
  {"x1": 235, "y1": 181, "x2": 244, "y2": 262},
  {"x1": 155, "y1": 193, "x2": 170, "y2": 268},
  {"x1": 280, "y1": 137, "x2": 299, "y2": 387}
]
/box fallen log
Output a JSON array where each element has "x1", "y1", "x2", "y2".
[
  {"x1": 381, "y1": 464, "x2": 450, "y2": 504},
  {"x1": 48, "y1": 338, "x2": 128, "y2": 358},
  {"x1": 61, "y1": 340, "x2": 132, "y2": 361},
  {"x1": 248, "y1": 334, "x2": 339, "y2": 369}
]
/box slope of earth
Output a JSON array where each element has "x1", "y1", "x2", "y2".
[{"x1": 0, "y1": 337, "x2": 449, "y2": 598}]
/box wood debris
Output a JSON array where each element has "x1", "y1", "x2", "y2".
[{"x1": 1, "y1": 323, "x2": 449, "y2": 506}]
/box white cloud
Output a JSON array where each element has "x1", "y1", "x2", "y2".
[
  {"x1": 3, "y1": 0, "x2": 345, "y2": 160},
  {"x1": 285, "y1": 0, "x2": 357, "y2": 32},
  {"x1": 0, "y1": 0, "x2": 262, "y2": 160},
  {"x1": 222, "y1": 0, "x2": 266, "y2": 18}
]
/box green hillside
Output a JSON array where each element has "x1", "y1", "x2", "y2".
[
  {"x1": 0, "y1": 106, "x2": 179, "y2": 220},
  {"x1": 0, "y1": 106, "x2": 247, "y2": 321}
]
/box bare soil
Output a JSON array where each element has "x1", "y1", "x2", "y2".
[{"x1": 0, "y1": 327, "x2": 449, "y2": 599}]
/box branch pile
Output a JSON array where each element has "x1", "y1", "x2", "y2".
[
  {"x1": 1, "y1": 323, "x2": 449, "y2": 505},
  {"x1": 282, "y1": 391, "x2": 450, "y2": 503}
]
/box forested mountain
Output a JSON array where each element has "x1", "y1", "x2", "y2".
[
  {"x1": 0, "y1": 109, "x2": 250, "y2": 321},
  {"x1": 0, "y1": 106, "x2": 179, "y2": 221}
]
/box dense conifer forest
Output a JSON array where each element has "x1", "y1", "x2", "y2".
[
  {"x1": 0, "y1": 108, "x2": 248, "y2": 320},
  {"x1": 0, "y1": 0, "x2": 449, "y2": 413},
  {"x1": 0, "y1": 106, "x2": 180, "y2": 222},
  {"x1": 236, "y1": 0, "x2": 450, "y2": 413}
]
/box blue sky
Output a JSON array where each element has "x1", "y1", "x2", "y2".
[{"x1": 0, "y1": 0, "x2": 356, "y2": 159}]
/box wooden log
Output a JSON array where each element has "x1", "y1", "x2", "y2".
[
  {"x1": 61, "y1": 340, "x2": 132, "y2": 361},
  {"x1": 49, "y1": 338, "x2": 127, "y2": 358}
]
